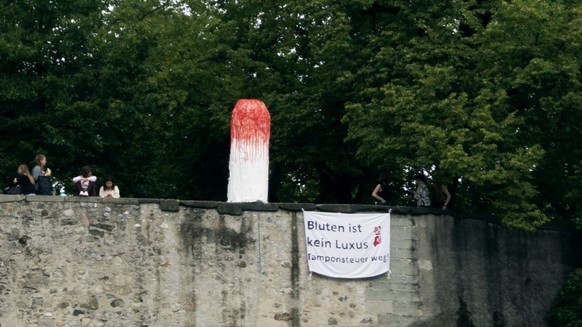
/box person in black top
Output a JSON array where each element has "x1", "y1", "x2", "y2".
[
  {"x1": 17, "y1": 164, "x2": 36, "y2": 195},
  {"x1": 372, "y1": 173, "x2": 390, "y2": 204},
  {"x1": 431, "y1": 175, "x2": 452, "y2": 210}
]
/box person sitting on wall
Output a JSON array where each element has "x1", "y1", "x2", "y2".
[
  {"x1": 99, "y1": 177, "x2": 120, "y2": 198},
  {"x1": 72, "y1": 166, "x2": 97, "y2": 196},
  {"x1": 32, "y1": 154, "x2": 52, "y2": 195},
  {"x1": 17, "y1": 164, "x2": 36, "y2": 196}
]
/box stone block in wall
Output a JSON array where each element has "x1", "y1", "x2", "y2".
[
  {"x1": 316, "y1": 204, "x2": 353, "y2": 212},
  {"x1": 0, "y1": 194, "x2": 24, "y2": 203},
  {"x1": 366, "y1": 299, "x2": 394, "y2": 314},
  {"x1": 217, "y1": 202, "x2": 243, "y2": 215},
  {"x1": 366, "y1": 288, "x2": 394, "y2": 302},
  {"x1": 409, "y1": 207, "x2": 439, "y2": 215},
  {"x1": 240, "y1": 202, "x2": 279, "y2": 212},
  {"x1": 139, "y1": 198, "x2": 164, "y2": 204},
  {"x1": 160, "y1": 199, "x2": 180, "y2": 212},
  {"x1": 26, "y1": 195, "x2": 64, "y2": 203},
  {"x1": 389, "y1": 258, "x2": 419, "y2": 277},
  {"x1": 391, "y1": 215, "x2": 416, "y2": 228},
  {"x1": 277, "y1": 203, "x2": 316, "y2": 211},
  {"x1": 101, "y1": 197, "x2": 139, "y2": 205},
  {"x1": 378, "y1": 312, "x2": 418, "y2": 326},
  {"x1": 389, "y1": 206, "x2": 413, "y2": 214},
  {"x1": 181, "y1": 200, "x2": 218, "y2": 209},
  {"x1": 350, "y1": 204, "x2": 392, "y2": 213},
  {"x1": 64, "y1": 196, "x2": 101, "y2": 203}
]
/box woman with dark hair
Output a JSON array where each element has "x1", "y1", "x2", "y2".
[
  {"x1": 412, "y1": 174, "x2": 431, "y2": 207},
  {"x1": 99, "y1": 177, "x2": 120, "y2": 198},
  {"x1": 431, "y1": 176, "x2": 452, "y2": 210},
  {"x1": 372, "y1": 173, "x2": 390, "y2": 204},
  {"x1": 72, "y1": 166, "x2": 97, "y2": 196}
]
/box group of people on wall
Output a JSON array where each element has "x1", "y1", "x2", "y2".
[
  {"x1": 372, "y1": 173, "x2": 451, "y2": 209},
  {"x1": 5, "y1": 154, "x2": 451, "y2": 207},
  {"x1": 2, "y1": 154, "x2": 120, "y2": 198}
]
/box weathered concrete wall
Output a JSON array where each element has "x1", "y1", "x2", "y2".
[{"x1": 0, "y1": 195, "x2": 578, "y2": 327}]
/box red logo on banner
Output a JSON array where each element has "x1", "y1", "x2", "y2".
[{"x1": 373, "y1": 226, "x2": 382, "y2": 247}]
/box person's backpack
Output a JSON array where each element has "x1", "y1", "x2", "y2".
[{"x1": 37, "y1": 176, "x2": 52, "y2": 195}]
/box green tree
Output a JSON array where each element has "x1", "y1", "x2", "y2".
[
  {"x1": 0, "y1": 0, "x2": 229, "y2": 198},
  {"x1": 206, "y1": 0, "x2": 380, "y2": 203},
  {"x1": 2, "y1": 0, "x2": 581, "y2": 231},
  {"x1": 547, "y1": 269, "x2": 582, "y2": 327},
  {"x1": 0, "y1": 0, "x2": 112, "y2": 186},
  {"x1": 344, "y1": 0, "x2": 582, "y2": 229},
  {"x1": 84, "y1": 0, "x2": 235, "y2": 198}
]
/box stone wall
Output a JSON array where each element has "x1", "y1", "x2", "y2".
[{"x1": 0, "y1": 195, "x2": 578, "y2": 327}]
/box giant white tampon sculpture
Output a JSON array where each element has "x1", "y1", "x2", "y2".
[{"x1": 227, "y1": 99, "x2": 271, "y2": 202}]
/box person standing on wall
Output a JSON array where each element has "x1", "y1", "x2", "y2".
[
  {"x1": 411, "y1": 174, "x2": 431, "y2": 207},
  {"x1": 372, "y1": 173, "x2": 390, "y2": 205},
  {"x1": 431, "y1": 175, "x2": 452, "y2": 210},
  {"x1": 32, "y1": 154, "x2": 52, "y2": 195}
]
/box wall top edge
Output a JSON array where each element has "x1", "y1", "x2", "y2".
[
  {"x1": 0, "y1": 194, "x2": 444, "y2": 214},
  {"x1": 0, "y1": 194, "x2": 577, "y2": 233}
]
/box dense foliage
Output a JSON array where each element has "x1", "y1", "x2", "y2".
[
  {"x1": 1, "y1": 0, "x2": 581, "y2": 230},
  {"x1": 547, "y1": 269, "x2": 582, "y2": 327}
]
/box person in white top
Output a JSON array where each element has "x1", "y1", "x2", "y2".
[{"x1": 99, "y1": 178, "x2": 120, "y2": 198}]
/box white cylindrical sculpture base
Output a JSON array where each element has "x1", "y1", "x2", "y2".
[{"x1": 227, "y1": 99, "x2": 271, "y2": 203}]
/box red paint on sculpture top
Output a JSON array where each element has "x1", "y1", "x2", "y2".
[{"x1": 231, "y1": 99, "x2": 271, "y2": 146}]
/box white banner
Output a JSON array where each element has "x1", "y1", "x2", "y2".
[{"x1": 303, "y1": 211, "x2": 391, "y2": 279}]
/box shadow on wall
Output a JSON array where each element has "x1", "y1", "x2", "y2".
[{"x1": 179, "y1": 209, "x2": 254, "y2": 257}]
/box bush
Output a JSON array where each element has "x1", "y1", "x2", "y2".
[{"x1": 547, "y1": 269, "x2": 582, "y2": 327}]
